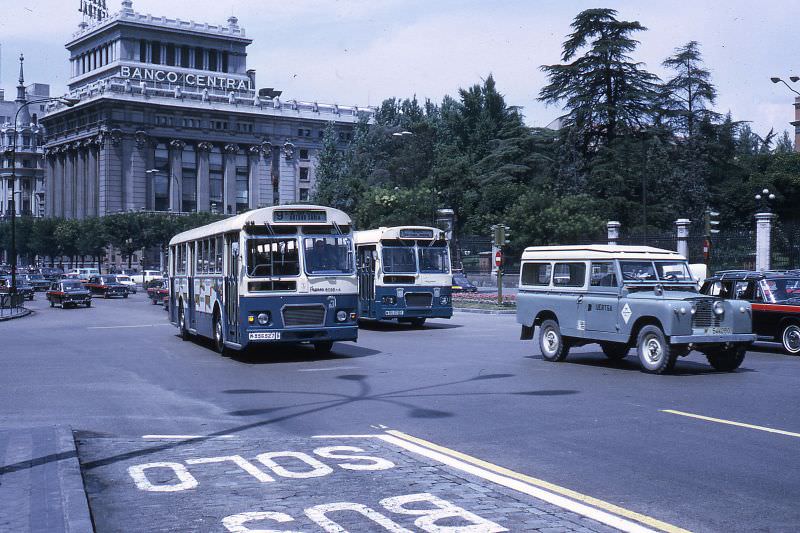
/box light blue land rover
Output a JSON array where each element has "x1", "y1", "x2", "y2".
[{"x1": 517, "y1": 245, "x2": 756, "y2": 374}]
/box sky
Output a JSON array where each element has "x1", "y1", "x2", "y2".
[{"x1": 0, "y1": 0, "x2": 796, "y2": 136}]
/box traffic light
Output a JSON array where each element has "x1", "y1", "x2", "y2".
[
  {"x1": 704, "y1": 209, "x2": 720, "y2": 236},
  {"x1": 491, "y1": 224, "x2": 511, "y2": 246}
]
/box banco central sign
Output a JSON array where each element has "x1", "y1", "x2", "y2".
[{"x1": 120, "y1": 66, "x2": 252, "y2": 91}]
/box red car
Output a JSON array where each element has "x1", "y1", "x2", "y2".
[
  {"x1": 85, "y1": 275, "x2": 129, "y2": 298},
  {"x1": 147, "y1": 279, "x2": 169, "y2": 307}
]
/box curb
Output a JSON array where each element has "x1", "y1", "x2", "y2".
[
  {"x1": 56, "y1": 426, "x2": 95, "y2": 533},
  {"x1": 454, "y1": 307, "x2": 516, "y2": 315},
  {"x1": 0, "y1": 307, "x2": 32, "y2": 321}
]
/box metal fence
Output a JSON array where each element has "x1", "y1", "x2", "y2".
[{"x1": 0, "y1": 293, "x2": 25, "y2": 318}]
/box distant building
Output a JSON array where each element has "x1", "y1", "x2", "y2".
[
  {"x1": 0, "y1": 55, "x2": 50, "y2": 218},
  {"x1": 42, "y1": 0, "x2": 372, "y2": 219}
]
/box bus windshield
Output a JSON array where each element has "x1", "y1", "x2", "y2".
[
  {"x1": 418, "y1": 246, "x2": 450, "y2": 273},
  {"x1": 303, "y1": 237, "x2": 353, "y2": 275},
  {"x1": 247, "y1": 238, "x2": 300, "y2": 277},
  {"x1": 382, "y1": 246, "x2": 416, "y2": 273}
]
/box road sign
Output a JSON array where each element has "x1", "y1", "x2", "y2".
[{"x1": 495, "y1": 251, "x2": 502, "y2": 267}]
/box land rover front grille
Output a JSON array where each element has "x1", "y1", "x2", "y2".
[
  {"x1": 282, "y1": 305, "x2": 325, "y2": 327},
  {"x1": 405, "y1": 293, "x2": 432, "y2": 308},
  {"x1": 692, "y1": 300, "x2": 722, "y2": 328}
]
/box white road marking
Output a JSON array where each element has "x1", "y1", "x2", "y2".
[
  {"x1": 298, "y1": 366, "x2": 360, "y2": 372},
  {"x1": 312, "y1": 434, "x2": 383, "y2": 439},
  {"x1": 661, "y1": 409, "x2": 800, "y2": 438},
  {"x1": 141, "y1": 435, "x2": 236, "y2": 440},
  {"x1": 88, "y1": 324, "x2": 172, "y2": 330}
]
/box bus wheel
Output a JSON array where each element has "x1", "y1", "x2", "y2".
[
  {"x1": 178, "y1": 304, "x2": 189, "y2": 341},
  {"x1": 314, "y1": 341, "x2": 333, "y2": 355},
  {"x1": 409, "y1": 318, "x2": 427, "y2": 327},
  {"x1": 213, "y1": 313, "x2": 228, "y2": 356}
]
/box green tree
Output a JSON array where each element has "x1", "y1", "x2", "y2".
[
  {"x1": 54, "y1": 219, "x2": 81, "y2": 267},
  {"x1": 662, "y1": 41, "x2": 718, "y2": 136},
  {"x1": 77, "y1": 218, "x2": 108, "y2": 271}
]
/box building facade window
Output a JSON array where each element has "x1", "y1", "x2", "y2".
[
  {"x1": 299, "y1": 149, "x2": 309, "y2": 160},
  {"x1": 299, "y1": 167, "x2": 309, "y2": 181},
  {"x1": 235, "y1": 153, "x2": 248, "y2": 213},
  {"x1": 180, "y1": 46, "x2": 190, "y2": 68},
  {"x1": 154, "y1": 143, "x2": 170, "y2": 211},
  {"x1": 182, "y1": 145, "x2": 197, "y2": 213},
  {"x1": 299, "y1": 188, "x2": 309, "y2": 202},
  {"x1": 209, "y1": 147, "x2": 223, "y2": 213},
  {"x1": 166, "y1": 44, "x2": 176, "y2": 66}
]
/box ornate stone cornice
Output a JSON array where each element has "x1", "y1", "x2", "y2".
[
  {"x1": 261, "y1": 141, "x2": 272, "y2": 158},
  {"x1": 196, "y1": 141, "x2": 214, "y2": 153},
  {"x1": 283, "y1": 141, "x2": 295, "y2": 160},
  {"x1": 134, "y1": 130, "x2": 149, "y2": 149},
  {"x1": 223, "y1": 143, "x2": 240, "y2": 154},
  {"x1": 247, "y1": 144, "x2": 261, "y2": 156},
  {"x1": 169, "y1": 139, "x2": 186, "y2": 151}
]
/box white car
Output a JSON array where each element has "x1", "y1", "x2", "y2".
[
  {"x1": 115, "y1": 275, "x2": 137, "y2": 294},
  {"x1": 141, "y1": 270, "x2": 163, "y2": 285}
]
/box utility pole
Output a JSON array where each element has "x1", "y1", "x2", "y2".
[{"x1": 492, "y1": 224, "x2": 510, "y2": 305}]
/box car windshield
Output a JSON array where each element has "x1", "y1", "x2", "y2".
[
  {"x1": 63, "y1": 282, "x2": 83, "y2": 290},
  {"x1": 247, "y1": 238, "x2": 300, "y2": 277},
  {"x1": 418, "y1": 246, "x2": 450, "y2": 273},
  {"x1": 117, "y1": 276, "x2": 131, "y2": 282},
  {"x1": 382, "y1": 246, "x2": 417, "y2": 273},
  {"x1": 654, "y1": 262, "x2": 692, "y2": 281},
  {"x1": 620, "y1": 261, "x2": 657, "y2": 281},
  {"x1": 621, "y1": 261, "x2": 691, "y2": 282},
  {"x1": 763, "y1": 278, "x2": 800, "y2": 302},
  {"x1": 101, "y1": 275, "x2": 117, "y2": 283},
  {"x1": 303, "y1": 237, "x2": 353, "y2": 275}
]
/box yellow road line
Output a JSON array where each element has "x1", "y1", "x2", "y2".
[
  {"x1": 386, "y1": 429, "x2": 690, "y2": 533},
  {"x1": 661, "y1": 409, "x2": 800, "y2": 438}
]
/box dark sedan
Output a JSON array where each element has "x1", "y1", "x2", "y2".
[
  {"x1": 85, "y1": 275, "x2": 129, "y2": 299},
  {"x1": 21, "y1": 274, "x2": 51, "y2": 292},
  {"x1": 47, "y1": 280, "x2": 92, "y2": 308},
  {"x1": 0, "y1": 276, "x2": 35, "y2": 300},
  {"x1": 452, "y1": 273, "x2": 479, "y2": 293}
]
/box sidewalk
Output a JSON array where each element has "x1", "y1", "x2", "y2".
[
  {"x1": 0, "y1": 306, "x2": 31, "y2": 321},
  {"x1": 0, "y1": 426, "x2": 93, "y2": 532}
]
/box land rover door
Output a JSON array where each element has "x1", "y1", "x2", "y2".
[{"x1": 584, "y1": 261, "x2": 620, "y2": 337}]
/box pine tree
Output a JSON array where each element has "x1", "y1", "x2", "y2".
[
  {"x1": 539, "y1": 8, "x2": 660, "y2": 149},
  {"x1": 662, "y1": 41, "x2": 718, "y2": 136}
]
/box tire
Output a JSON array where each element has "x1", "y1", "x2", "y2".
[
  {"x1": 151, "y1": 297, "x2": 157, "y2": 305},
  {"x1": 178, "y1": 304, "x2": 189, "y2": 341},
  {"x1": 636, "y1": 325, "x2": 677, "y2": 374},
  {"x1": 49, "y1": 300, "x2": 54, "y2": 308},
  {"x1": 409, "y1": 318, "x2": 426, "y2": 327},
  {"x1": 779, "y1": 323, "x2": 800, "y2": 355},
  {"x1": 538, "y1": 319, "x2": 569, "y2": 362},
  {"x1": 213, "y1": 313, "x2": 228, "y2": 356},
  {"x1": 706, "y1": 345, "x2": 747, "y2": 371},
  {"x1": 314, "y1": 341, "x2": 334, "y2": 355},
  {"x1": 86, "y1": 301, "x2": 91, "y2": 308},
  {"x1": 601, "y1": 342, "x2": 629, "y2": 360},
  {"x1": 123, "y1": 293, "x2": 128, "y2": 299}
]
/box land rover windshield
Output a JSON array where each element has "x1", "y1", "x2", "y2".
[{"x1": 620, "y1": 261, "x2": 692, "y2": 283}]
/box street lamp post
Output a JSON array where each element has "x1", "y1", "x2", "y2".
[
  {"x1": 8, "y1": 95, "x2": 79, "y2": 296},
  {"x1": 770, "y1": 76, "x2": 800, "y2": 96}
]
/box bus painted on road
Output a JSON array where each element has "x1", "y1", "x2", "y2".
[
  {"x1": 354, "y1": 226, "x2": 453, "y2": 326},
  {"x1": 168, "y1": 205, "x2": 359, "y2": 355}
]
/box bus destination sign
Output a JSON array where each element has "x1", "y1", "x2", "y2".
[
  {"x1": 399, "y1": 229, "x2": 435, "y2": 239},
  {"x1": 273, "y1": 210, "x2": 327, "y2": 223}
]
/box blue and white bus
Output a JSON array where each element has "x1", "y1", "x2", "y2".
[
  {"x1": 354, "y1": 226, "x2": 453, "y2": 326},
  {"x1": 168, "y1": 205, "x2": 359, "y2": 355}
]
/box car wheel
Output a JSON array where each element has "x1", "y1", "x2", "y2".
[
  {"x1": 123, "y1": 293, "x2": 128, "y2": 299},
  {"x1": 601, "y1": 342, "x2": 629, "y2": 360},
  {"x1": 49, "y1": 300, "x2": 54, "y2": 308},
  {"x1": 538, "y1": 319, "x2": 569, "y2": 362},
  {"x1": 314, "y1": 341, "x2": 334, "y2": 355},
  {"x1": 151, "y1": 297, "x2": 157, "y2": 305},
  {"x1": 706, "y1": 345, "x2": 746, "y2": 371},
  {"x1": 409, "y1": 318, "x2": 426, "y2": 327},
  {"x1": 213, "y1": 313, "x2": 228, "y2": 356},
  {"x1": 636, "y1": 325, "x2": 676, "y2": 374},
  {"x1": 780, "y1": 323, "x2": 800, "y2": 355},
  {"x1": 178, "y1": 304, "x2": 189, "y2": 341}
]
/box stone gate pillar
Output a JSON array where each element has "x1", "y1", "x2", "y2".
[
  {"x1": 607, "y1": 221, "x2": 620, "y2": 246},
  {"x1": 755, "y1": 212, "x2": 775, "y2": 271},
  {"x1": 675, "y1": 218, "x2": 691, "y2": 258}
]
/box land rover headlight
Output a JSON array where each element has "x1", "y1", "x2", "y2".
[
  {"x1": 713, "y1": 301, "x2": 725, "y2": 316},
  {"x1": 336, "y1": 310, "x2": 348, "y2": 322},
  {"x1": 257, "y1": 312, "x2": 270, "y2": 325}
]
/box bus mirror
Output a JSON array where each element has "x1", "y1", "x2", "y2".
[{"x1": 231, "y1": 242, "x2": 240, "y2": 257}]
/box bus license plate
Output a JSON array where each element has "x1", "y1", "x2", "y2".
[
  {"x1": 384, "y1": 310, "x2": 404, "y2": 316},
  {"x1": 249, "y1": 331, "x2": 281, "y2": 341},
  {"x1": 706, "y1": 327, "x2": 732, "y2": 335}
]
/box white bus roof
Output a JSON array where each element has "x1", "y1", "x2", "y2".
[
  {"x1": 521, "y1": 244, "x2": 685, "y2": 262},
  {"x1": 354, "y1": 226, "x2": 446, "y2": 245},
  {"x1": 169, "y1": 205, "x2": 352, "y2": 246}
]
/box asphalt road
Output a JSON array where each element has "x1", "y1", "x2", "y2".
[{"x1": 3, "y1": 292, "x2": 799, "y2": 532}]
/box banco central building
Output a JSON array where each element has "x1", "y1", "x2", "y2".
[{"x1": 42, "y1": 0, "x2": 372, "y2": 218}]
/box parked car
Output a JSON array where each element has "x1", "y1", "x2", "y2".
[
  {"x1": 67, "y1": 267, "x2": 100, "y2": 283},
  {"x1": 517, "y1": 245, "x2": 756, "y2": 374},
  {"x1": 0, "y1": 276, "x2": 35, "y2": 300},
  {"x1": 146, "y1": 278, "x2": 169, "y2": 306},
  {"x1": 141, "y1": 270, "x2": 164, "y2": 285},
  {"x1": 47, "y1": 280, "x2": 92, "y2": 308},
  {"x1": 452, "y1": 273, "x2": 479, "y2": 293},
  {"x1": 21, "y1": 273, "x2": 52, "y2": 292},
  {"x1": 84, "y1": 275, "x2": 129, "y2": 298},
  {"x1": 700, "y1": 270, "x2": 800, "y2": 354},
  {"x1": 114, "y1": 275, "x2": 138, "y2": 294},
  {"x1": 39, "y1": 267, "x2": 64, "y2": 281}
]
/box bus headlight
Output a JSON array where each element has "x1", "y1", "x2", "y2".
[
  {"x1": 713, "y1": 301, "x2": 725, "y2": 316},
  {"x1": 336, "y1": 310, "x2": 348, "y2": 322},
  {"x1": 257, "y1": 312, "x2": 270, "y2": 325}
]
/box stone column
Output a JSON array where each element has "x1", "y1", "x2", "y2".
[
  {"x1": 44, "y1": 153, "x2": 54, "y2": 217},
  {"x1": 223, "y1": 143, "x2": 239, "y2": 215},
  {"x1": 130, "y1": 131, "x2": 148, "y2": 210},
  {"x1": 75, "y1": 144, "x2": 86, "y2": 219},
  {"x1": 169, "y1": 139, "x2": 185, "y2": 212},
  {"x1": 196, "y1": 142, "x2": 212, "y2": 212},
  {"x1": 259, "y1": 142, "x2": 273, "y2": 207},
  {"x1": 247, "y1": 145, "x2": 261, "y2": 209},
  {"x1": 755, "y1": 212, "x2": 775, "y2": 271},
  {"x1": 675, "y1": 218, "x2": 690, "y2": 259},
  {"x1": 607, "y1": 221, "x2": 620, "y2": 246},
  {"x1": 86, "y1": 140, "x2": 99, "y2": 217},
  {"x1": 53, "y1": 151, "x2": 64, "y2": 217},
  {"x1": 64, "y1": 146, "x2": 75, "y2": 218},
  {"x1": 278, "y1": 141, "x2": 297, "y2": 205}
]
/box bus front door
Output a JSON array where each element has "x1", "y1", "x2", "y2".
[
  {"x1": 358, "y1": 246, "x2": 376, "y2": 318},
  {"x1": 225, "y1": 235, "x2": 240, "y2": 345}
]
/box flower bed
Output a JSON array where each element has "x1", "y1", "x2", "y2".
[{"x1": 452, "y1": 292, "x2": 516, "y2": 310}]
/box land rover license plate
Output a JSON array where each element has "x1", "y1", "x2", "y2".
[
  {"x1": 249, "y1": 331, "x2": 281, "y2": 341},
  {"x1": 706, "y1": 327, "x2": 732, "y2": 335}
]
